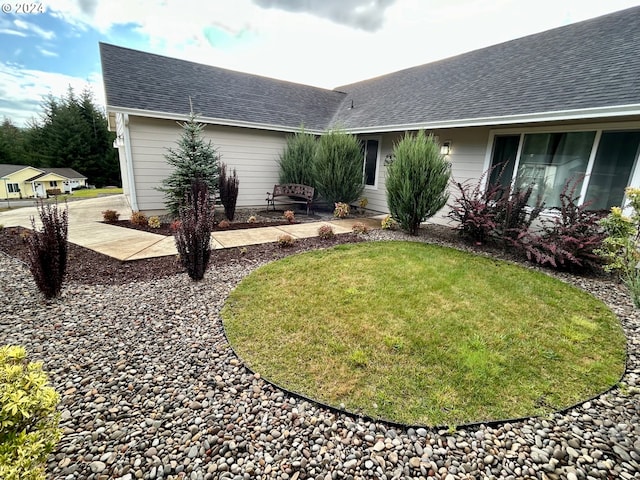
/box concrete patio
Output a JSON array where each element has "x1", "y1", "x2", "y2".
[{"x1": 0, "y1": 195, "x2": 382, "y2": 261}]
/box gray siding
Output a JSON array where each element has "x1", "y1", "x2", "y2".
[{"x1": 127, "y1": 116, "x2": 287, "y2": 214}]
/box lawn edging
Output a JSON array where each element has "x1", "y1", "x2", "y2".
[{"x1": 221, "y1": 239, "x2": 628, "y2": 429}]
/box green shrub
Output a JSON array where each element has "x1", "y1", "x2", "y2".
[
  {"x1": 157, "y1": 112, "x2": 220, "y2": 218},
  {"x1": 0, "y1": 345, "x2": 61, "y2": 480},
  {"x1": 595, "y1": 187, "x2": 640, "y2": 307},
  {"x1": 218, "y1": 163, "x2": 239, "y2": 221},
  {"x1": 278, "y1": 128, "x2": 317, "y2": 187},
  {"x1": 174, "y1": 180, "x2": 215, "y2": 281},
  {"x1": 26, "y1": 201, "x2": 68, "y2": 299},
  {"x1": 130, "y1": 211, "x2": 147, "y2": 226},
  {"x1": 317, "y1": 225, "x2": 335, "y2": 240},
  {"x1": 101, "y1": 209, "x2": 119, "y2": 223},
  {"x1": 386, "y1": 131, "x2": 451, "y2": 234},
  {"x1": 313, "y1": 129, "x2": 364, "y2": 206}
]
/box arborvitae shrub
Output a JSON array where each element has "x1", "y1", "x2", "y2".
[
  {"x1": 278, "y1": 128, "x2": 317, "y2": 187},
  {"x1": 386, "y1": 131, "x2": 451, "y2": 235},
  {"x1": 174, "y1": 180, "x2": 214, "y2": 281},
  {"x1": 218, "y1": 163, "x2": 239, "y2": 221},
  {"x1": 26, "y1": 201, "x2": 68, "y2": 299},
  {"x1": 313, "y1": 129, "x2": 364, "y2": 206}
]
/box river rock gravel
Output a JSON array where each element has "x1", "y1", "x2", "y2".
[{"x1": 1, "y1": 228, "x2": 639, "y2": 480}]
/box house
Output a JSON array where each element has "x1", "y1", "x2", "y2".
[
  {"x1": 100, "y1": 6, "x2": 640, "y2": 220},
  {"x1": 26, "y1": 168, "x2": 88, "y2": 197},
  {"x1": 0, "y1": 164, "x2": 45, "y2": 199},
  {"x1": 0, "y1": 165, "x2": 88, "y2": 199}
]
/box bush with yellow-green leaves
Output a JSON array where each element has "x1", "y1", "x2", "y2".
[{"x1": 0, "y1": 345, "x2": 61, "y2": 480}]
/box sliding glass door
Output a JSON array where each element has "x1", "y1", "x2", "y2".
[{"x1": 489, "y1": 129, "x2": 640, "y2": 210}]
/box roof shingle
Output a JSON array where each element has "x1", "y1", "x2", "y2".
[
  {"x1": 100, "y1": 6, "x2": 640, "y2": 133},
  {"x1": 100, "y1": 43, "x2": 346, "y2": 131}
]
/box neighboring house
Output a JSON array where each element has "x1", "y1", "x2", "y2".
[
  {"x1": 100, "y1": 6, "x2": 640, "y2": 220},
  {"x1": 26, "y1": 168, "x2": 88, "y2": 197},
  {"x1": 0, "y1": 164, "x2": 88, "y2": 199},
  {"x1": 0, "y1": 164, "x2": 44, "y2": 199}
]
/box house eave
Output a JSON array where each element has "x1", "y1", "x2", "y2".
[
  {"x1": 105, "y1": 106, "x2": 325, "y2": 135},
  {"x1": 342, "y1": 104, "x2": 640, "y2": 134}
]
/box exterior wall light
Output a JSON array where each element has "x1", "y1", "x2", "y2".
[{"x1": 440, "y1": 141, "x2": 452, "y2": 156}]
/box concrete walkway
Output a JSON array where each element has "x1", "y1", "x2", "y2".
[{"x1": 0, "y1": 195, "x2": 382, "y2": 261}]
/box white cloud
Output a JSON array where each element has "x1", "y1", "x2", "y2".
[
  {"x1": 44, "y1": 0, "x2": 640, "y2": 88},
  {"x1": 3, "y1": 0, "x2": 640, "y2": 125},
  {"x1": 13, "y1": 18, "x2": 56, "y2": 40},
  {"x1": 0, "y1": 62, "x2": 104, "y2": 126},
  {"x1": 38, "y1": 47, "x2": 58, "y2": 57}
]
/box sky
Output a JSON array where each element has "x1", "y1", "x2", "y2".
[{"x1": 1, "y1": 0, "x2": 639, "y2": 127}]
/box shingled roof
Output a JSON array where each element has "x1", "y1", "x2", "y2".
[
  {"x1": 100, "y1": 6, "x2": 640, "y2": 134},
  {"x1": 100, "y1": 43, "x2": 346, "y2": 132},
  {"x1": 331, "y1": 5, "x2": 640, "y2": 131}
]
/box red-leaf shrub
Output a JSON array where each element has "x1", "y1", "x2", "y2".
[
  {"x1": 27, "y1": 201, "x2": 68, "y2": 298},
  {"x1": 521, "y1": 179, "x2": 606, "y2": 271},
  {"x1": 174, "y1": 180, "x2": 214, "y2": 280}
]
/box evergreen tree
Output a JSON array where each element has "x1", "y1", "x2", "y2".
[
  {"x1": 278, "y1": 127, "x2": 317, "y2": 187},
  {"x1": 0, "y1": 118, "x2": 29, "y2": 164},
  {"x1": 26, "y1": 87, "x2": 120, "y2": 186},
  {"x1": 312, "y1": 129, "x2": 364, "y2": 206},
  {"x1": 386, "y1": 131, "x2": 451, "y2": 235},
  {"x1": 158, "y1": 112, "x2": 220, "y2": 217}
]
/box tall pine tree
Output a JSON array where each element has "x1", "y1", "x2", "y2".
[
  {"x1": 27, "y1": 87, "x2": 120, "y2": 187},
  {"x1": 0, "y1": 118, "x2": 28, "y2": 164},
  {"x1": 158, "y1": 112, "x2": 220, "y2": 217}
]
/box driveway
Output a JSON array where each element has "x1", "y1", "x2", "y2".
[{"x1": 0, "y1": 194, "x2": 132, "y2": 228}]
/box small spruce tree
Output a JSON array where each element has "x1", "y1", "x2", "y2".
[
  {"x1": 386, "y1": 131, "x2": 451, "y2": 234},
  {"x1": 158, "y1": 112, "x2": 220, "y2": 217}
]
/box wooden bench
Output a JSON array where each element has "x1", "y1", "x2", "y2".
[{"x1": 266, "y1": 184, "x2": 314, "y2": 215}]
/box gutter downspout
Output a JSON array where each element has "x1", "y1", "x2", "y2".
[{"x1": 123, "y1": 114, "x2": 139, "y2": 211}]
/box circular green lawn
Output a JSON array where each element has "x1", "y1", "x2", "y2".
[{"x1": 222, "y1": 241, "x2": 626, "y2": 426}]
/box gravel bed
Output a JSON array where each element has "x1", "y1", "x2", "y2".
[{"x1": 2, "y1": 228, "x2": 639, "y2": 480}]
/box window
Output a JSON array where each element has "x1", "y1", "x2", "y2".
[
  {"x1": 7, "y1": 183, "x2": 19, "y2": 193},
  {"x1": 49, "y1": 181, "x2": 58, "y2": 187},
  {"x1": 585, "y1": 131, "x2": 640, "y2": 210},
  {"x1": 489, "y1": 129, "x2": 640, "y2": 210},
  {"x1": 518, "y1": 131, "x2": 595, "y2": 207},
  {"x1": 360, "y1": 137, "x2": 380, "y2": 187}
]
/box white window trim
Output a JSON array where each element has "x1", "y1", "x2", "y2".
[
  {"x1": 483, "y1": 121, "x2": 640, "y2": 208},
  {"x1": 7, "y1": 183, "x2": 19, "y2": 193},
  {"x1": 361, "y1": 135, "x2": 382, "y2": 190}
]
